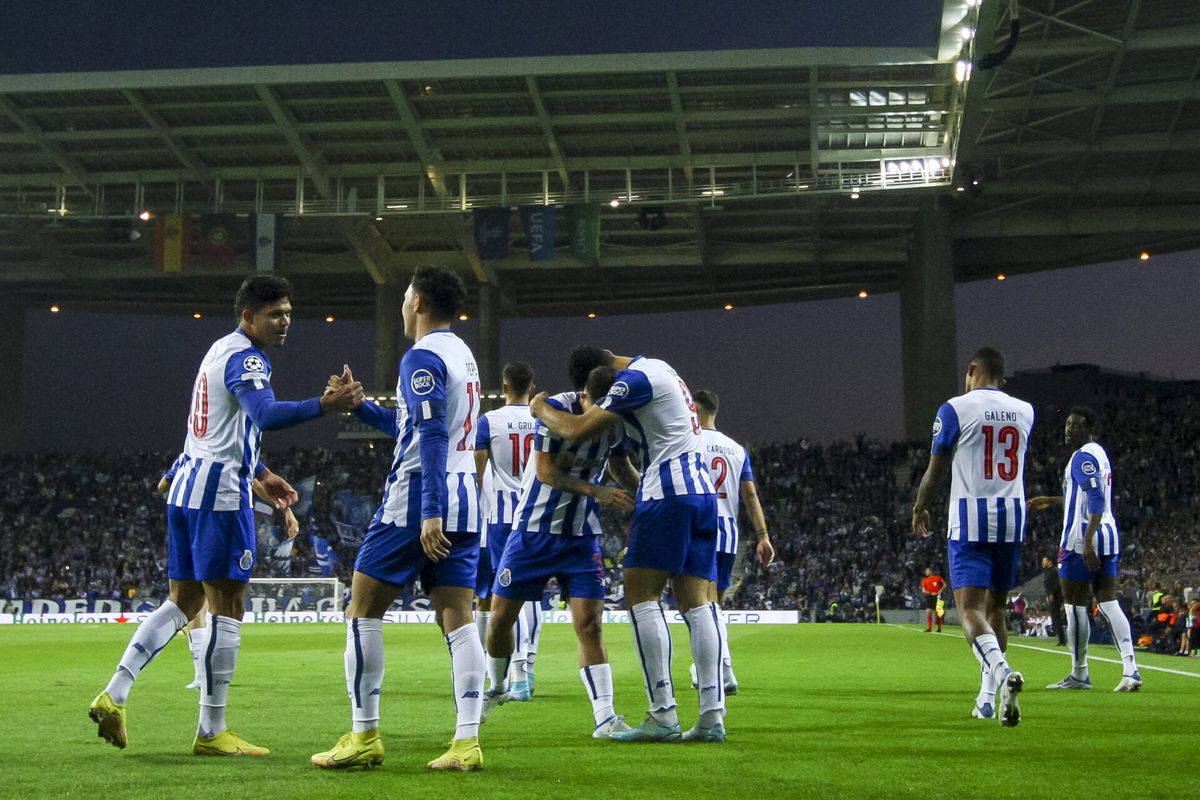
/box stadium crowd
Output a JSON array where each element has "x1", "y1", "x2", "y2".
[{"x1": 2, "y1": 387, "x2": 1197, "y2": 625}]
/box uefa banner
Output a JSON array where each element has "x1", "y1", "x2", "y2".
[{"x1": 2, "y1": 609, "x2": 801, "y2": 625}]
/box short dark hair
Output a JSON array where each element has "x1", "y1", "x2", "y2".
[
  {"x1": 503, "y1": 362, "x2": 535, "y2": 397},
  {"x1": 235, "y1": 274, "x2": 293, "y2": 316},
  {"x1": 584, "y1": 366, "x2": 617, "y2": 401},
  {"x1": 411, "y1": 264, "x2": 467, "y2": 320},
  {"x1": 1069, "y1": 405, "x2": 1099, "y2": 433},
  {"x1": 971, "y1": 346, "x2": 1006, "y2": 380},
  {"x1": 568, "y1": 345, "x2": 614, "y2": 391},
  {"x1": 693, "y1": 389, "x2": 719, "y2": 415}
]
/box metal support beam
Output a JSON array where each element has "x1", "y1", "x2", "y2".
[
  {"x1": 120, "y1": 89, "x2": 213, "y2": 182},
  {"x1": 477, "y1": 277, "x2": 503, "y2": 390},
  {"x1": 374, "y1": 282, "x2": 403, "y2": 394},
  {"x1": 0, "y1": 95, "x2": 90, "y2": 188},
  {"x1": 666, "y1": 72, "x2": 694, "y2": 188},
  {"x1": 525, "y1": 76, "x2": 570, "y2": 191},
  {"x1": 254, "y1": 84, "x2": 332, "y2": 199},
  {"x1": 384, "y1": 80, "x2": 447, "y2": 199},
  {"x1": 0, "y1": 294, "x2": 25, "y2": 451}
]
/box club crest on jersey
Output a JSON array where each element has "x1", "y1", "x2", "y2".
[
  {"x1": 498, "y1": 568, "x2": 512, "y2": 587},
  {"x1": 1081, "y1": 460, "x2": 1097, "y2": 475},
  {"x1": 932, "y1": 417, "x2": 943, "y2": 436},
  {"x1": 410, "y1": 369, "x2": 435, "y2": 396},
  {"x1": 609, "y1": 381, "x2": 630, "y2": 399},
  {"x1": 243, "y1": 355, "x2": 265, "y2": 373},
  {"x1": 238, "y1": 549, "x2": 253, "y2": 570}
]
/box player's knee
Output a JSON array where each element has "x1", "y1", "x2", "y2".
[{"x1": 574, "y1": 613, "x2": 603, "y2": 643}]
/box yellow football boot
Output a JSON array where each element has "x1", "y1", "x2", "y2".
[
  {"x1": 88, "y1": 691, "x2": 127, "y2": 749},
  {"x1": 192, "y1": 730, "x2": 270, "y2": 756},
  {"x1": 426, "y1": 737, "x2": 482, "y2": 771},
  {"x1": 311, "y1": 730, "x2": 385, "y2": 769}
]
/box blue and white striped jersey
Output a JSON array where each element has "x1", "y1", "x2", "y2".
[
  {"x1": 475, "y1": 404, "x2": 537, "y2": 525},
  {"x1": 167, "y1": 330, "x2": 269, "y2": 512},
  {"x1": 701, "y1": 428, "x2": 754, "y2": 555},
  {"x1": 595, "y1": 357, "x2": 714, "y2": 502},
  {"x1": 1059, "y1": 442, "x2": 1119, "y2": 556},
  {"x1": 511, "y1": 392, "x2": 624, "y2": 536},
  {"x1": 931, "y1": 388, "x2": 1035, "y2": 543},
  {"x1": 358, "y1": 330, "x2": 482, "y2": 532}
]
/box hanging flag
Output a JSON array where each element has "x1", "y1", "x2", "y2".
[
  {"x1": 199, "y1": 214, "x2": 237, "y2": 270},
  {"x1": 521, "y1": 205, "x2": 556, "y2": 261},
  {"x1": 310, "y1": 533, "x2": 339, "y2": 577},
  {"x1": 567, "y1": 204, "x2": 601, "y2": 261},
  {"x1": 473, "y1": 207, "x2": 509, "y2": 260},
  {"x1": 248, "y1": 213, "x2": 283, "y2": 272},
  {"x1": 291, "y1": 475, "x2": 316, "y2": 517},
  {"x1": 154, "y1": 213, "x2": 189, "y2": 272}
]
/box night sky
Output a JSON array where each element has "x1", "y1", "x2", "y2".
[{"x1": 5, "y1": 2, "x2": 1199, "y2": 452}]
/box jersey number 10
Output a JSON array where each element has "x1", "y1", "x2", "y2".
[{"x1": 981, "y1": 424, "x2": 1019, "y2": 481}]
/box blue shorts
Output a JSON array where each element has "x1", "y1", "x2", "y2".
[
  {"x1": 948, "y1": 539, "x2": 1021, "y2": 593},
  {"x1": 355, "y1": 518, "x2": 479, "y2": 591},
  {"x1": 716, "y1": 551, "x2": 737, "y2": 593},
  {"x1": 167, "y1": 504, "x2": 256, "y2": 583},
  {"x1": 623, "y1": 494, "x2": 718, "y2": 581},
  {"x1": 476, "y1": 544, "x2": 493, "y2": 599},
  {"x1": 487, "y1": 523, "x2": 513, "y2": 572},
  {"x1": 492, "y1": 529, "x2": 606, "y2": 603},
  {"x1": 1058, "y1": 549, "x2": 1119, "y2": 582}
]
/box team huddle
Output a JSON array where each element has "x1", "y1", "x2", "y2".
[
  {"x1": 87, "y1": 266, "x2": 774, "y2": 769},
  {"x1": 86, "y1": 269, "x2": 1141, "y2": 768}
]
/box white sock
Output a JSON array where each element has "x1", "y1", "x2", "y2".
[
  {"x1": 977, "y1": 660, "x2": 997, "y2": 705},
  {"x1": 475, "y1": 610, "x2": 490, "y2": 654},
  {"x1": 715, "y1": 604, "x2": 734, "y2": 681},
  {"x1": 580, "y1": 663, "x2": 616, "y2": 726},
  {"x1": 187, "y1": 628, "x2": 206, "y2": 684},
  {"x1": 630, "y1": 600, "x2": 678, "y2": 726},
  {"x1": 970, "y1": 632, "x2": 1011, "y2": 684},
  {"x1": 488, "y1": 655, "x2": 510, "y2": 693},
  {"x1": 511, "y1": 607, "x2": 529, "y2": 682},
  {"x1": 345, "y1": 618, "x2": 385, "y2": 733},
  {"x1": 524, "y1": 602, "x2": 542, "y2": 671},
  {"x1": 198, "y1": 614, "x2": 242, "y2": 738},
  {"x1": 104, "y1": 599, "x2": 188, "y2": 704},
  {"x1": 1097, "y1": 600, "x2": 1138, "y2": 676},
  {"x1": 446, "y1": 623, "x2": 485, "y2": 740},
  {"x1": 1065, "y1": 603, "x2": 1090, "y2": 680},
  {"x1": 684, "y1": 603, "x2": 725, "y2": 728}
]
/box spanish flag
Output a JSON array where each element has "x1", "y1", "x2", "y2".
[{"x1": 155, "y1": 213, "x2": 189, "y2": 273}]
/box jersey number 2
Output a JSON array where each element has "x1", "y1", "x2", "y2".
[
  {"x1": 711, "y1": 455, "x2": 729, "y2": 499},
  {"x1": 982, "y1": 425, "x2": 1019, "y2": 481}
]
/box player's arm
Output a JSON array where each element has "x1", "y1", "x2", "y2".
[
  {"x1": 531, "y1": 395, "x2": 619, "y2": 443},
  {"x1": 473, "y1": 414, "x2": 492, "y2": 489},
  {"x1": 399, "y1": 350, "x2": 453, "y2": 561},
  {"x1": 157, "y1": 453, "x2": 186, "y2": 496},
  {"x1": 252, "y1": 467, "x2": 298, "y2": 509},
  {"x1": 1071, "y1": 451, "x2": 1106, "y2": 570},
  {"x1": 605, "y1": 451, "x2": 641, "y2": 496},
  {"x1": 1027, "y1": 495, "x2": 1063, "y2": 512},
  {"x1": 534, "y1": 448, "x2": 633, "y2": 513},
  {"x1": 228, "y1": 353, "x2": 362, "y2": 431},
  {"x1": 737, "y1": 448, "x2": 773, "y2": 566},
  {"x1": 912, "y1": 402, "x2": 959, "y2": 537}
]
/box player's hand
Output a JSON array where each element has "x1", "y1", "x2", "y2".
[
  {"x1": 420, "y1": 517, "x2": 451, "y2": 562},
  {"x1": 912, "y1": 507, "x2": 931, "y2": 538},
  {"x1": 1083, "y1": 543, "x2": 1101, "y2": 572},
  {"x1": 283, "y1": 508, "x2": 300, "y2": 538},
  {"x1": 755, "y1": 535, "x2": 775, "y2": 568},
  {"x1": 1027, "y1": 496, "x2": 1054, "y2": 512},
  {"x1": 530, "y1": 391, "x2": 549, "y2": 418},
  {"x1": 156, "y1": 476, "x2": 170, "y2": 497},
  {"x1": 594, "y1": 485, "x2": 634, "y2": 513},
  {"x1": 260, "y1": 472, "x2": 299, "y2": 508},
  {"x1": 321, "y1": 365, "x2": 364, "y2": 412}
]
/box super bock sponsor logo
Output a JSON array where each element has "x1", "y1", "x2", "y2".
[
  {"x1": 410, "y1": 369, "x2": 435, "y2": 396},
  {"x1": 1080, "y1": 460, "x2": 1097, "y2": 476},
  {"x1": 932, "y1": 416, "x2": 943, "y2": 436},
  {"x1": 609, "y1": 382, "x2": 630, "y2": 399}
]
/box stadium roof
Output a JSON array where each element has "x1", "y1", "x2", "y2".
[{"x1": 0, "y1": 0, "x2": 1198, "y2": 318}]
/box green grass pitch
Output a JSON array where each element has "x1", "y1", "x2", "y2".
[{"x1": 3, "y1": 622, "x2": 1194, "y2": 799}]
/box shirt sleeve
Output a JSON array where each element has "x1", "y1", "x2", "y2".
[
  {"x1": 739, "y1": 448, "x2": 755, "y2": 482},
  {"x1": 163, "y1": 453, "x2": 186, "y2": 483},
  {"x1": 596, "y1": 368, "x2": 653, "y2": 413},
  {"x1": 930, "y1": 402, "x2": 961, "y2": 456},
  {"x1": 353, "y1": 399, "x2": 400, "y2": 438},
  {"x1": 474, "y1": 413, "x2": 492, "y2": 451},
  {"x1": 534, "y1": 396, "x2": 569, "y2": 456},
  {"x1": 401, "y1": 349, "x2": 451, "y2": 520},
  {"x1": 224, "y1": 349, "x2": 322, "y2": 431},
  {"x1": 1070, "y1": 451, "x2": 1105, "y2": 514}
]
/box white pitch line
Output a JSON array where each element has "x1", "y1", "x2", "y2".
[{"x1": 886, "y1": 624, "x2": 1200, "y2": 679}]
